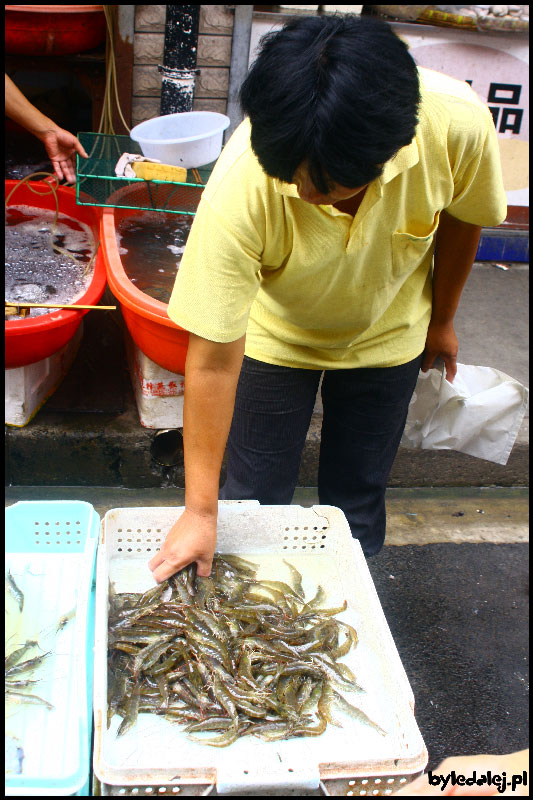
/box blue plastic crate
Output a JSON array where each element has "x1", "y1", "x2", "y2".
[
  {"x1": 5, "y1": 501, "x2": 99, "y2": 796},
  {"x1": 476, "y1": 229, "x2": 529, "y2": 263}
]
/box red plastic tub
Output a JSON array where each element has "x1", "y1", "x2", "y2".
[
  {"x1": 5, "y1": 180, "x2": 106, "y2": 369},
  {"x1": 101, "y1": 185, "x2": 203, "y2": 375},
  {"x1": 5, "y1": 5, "x2": 106, "y2": 56}
]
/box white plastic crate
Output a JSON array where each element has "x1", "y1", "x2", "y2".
[
  {"x1": 124, "y1": 329, "x2": 184, "y2": 429},
  {"x1": 5, "y1": 500, "x2": 100, "y2": 796},
  {"x1": 93, "y1": 502, "x2": 427, "y2": 795},
  {"x1": 5, "y1": 324, "x2": 83, "y2": 427}
]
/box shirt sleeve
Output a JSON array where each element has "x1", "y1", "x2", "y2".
[
  {"x1": 445, "y1": 106, "x2": 507, "y2": 227},
  {"x1": 166, "y1": 195, "x2": 263, "y2": 343}
]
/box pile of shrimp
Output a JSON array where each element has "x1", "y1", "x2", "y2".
[
  {"x1": 5, "y1": 570, "x2": 75, "y2": 714},
  {"x1": 5, "y1": 570, "x2": 53, "y2": 715},
  {"x1": 107, "y1": 554, "x2": 387, "y2": 746}
]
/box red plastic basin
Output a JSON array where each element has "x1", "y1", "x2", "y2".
[
  {"x1": 101, "y1": 185, "x2": 204, "y2": 375},
  {"x1": 5, "y1": 180, "x2": 106, "y2": 369},
  {"x1": 5, "y1": 5, "x2": 106, "y2": 56}
]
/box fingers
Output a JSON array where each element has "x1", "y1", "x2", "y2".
[
  {"x1": 196, "y1": 558, "x2": 213, "y2": 578},
  {"x1": 421, "y1": 351, "x2": 456, "y2": 381},
  {"x1": 149, "y1": 545, "x2": 185, "y2": 583},
  {"x1": 52, "y1": 157, "x2": 77, "y2": 184},
  {"x1": 74, "y1": 139, "x2": 89, "y2": 159},
  {"x1": 150, "y1": 555, "x2": 212, "y2": 584},
  {"x1": 66, "y1": 159, "x2": 77, "y2": 184},
  {"x1": 147, "y1": 508, "x2": 217, "y2": 584},
  {"x1": 62, "y1": 154, "x2": 77, "y2": 184},
  {"x1": 148, "y1": 551, "x2": 165, "y2": 573},
  {"x1": 149, "y1": 547, "x2": 213, "y2": 581},
  {"x1": 151, "y1": 560, "x2": 182, "y2": 584},
  {"x1": 148, "y1": 543, "x2": 208, "y2": 582},
  {"x1": 421, "y1": 352, "x2": 435, "y2": 373},
  {"x1": 443, "y1": 354, "x2": 457, "y2": 383},
  {"x1": 148, "y1": 541, "x2": 213, "y2": 583},
  {"x1": 52, "y1": 160, "x2": 65, "y2": 183}
]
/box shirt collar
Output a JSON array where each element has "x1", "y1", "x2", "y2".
[
  {"x1": 272, "y1": 137, "x2": 419, "y2": 197},
  {"x1": 379, "y1": 137, "x2": 419, "y2": 185},
  {"x1": 273, "y1": 177, "x2": 300, "y2": 197}
]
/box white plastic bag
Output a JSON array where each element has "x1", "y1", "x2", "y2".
[
  {"x1": 115, "y1": 153, "x2": 161, "y2": 178},
  {"x1": 401, "y1": 363, "x2": 529, "y2": 465}
]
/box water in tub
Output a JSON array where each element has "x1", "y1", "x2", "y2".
[
  {"x1": 5, "y1": 205, "x2": 95, "y2": 318},
  {"x1": 116, "y1": 211, "x2": 194, "y2": 303}
]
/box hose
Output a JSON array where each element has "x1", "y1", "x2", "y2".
[
  {"x1": 76, "y1": 6, "x2": 132, "y2": 193},
  {"x1": 98, "y1": 5, "x2": 131, "y2": 136}
]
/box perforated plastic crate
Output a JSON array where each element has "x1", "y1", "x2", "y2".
[
  {"x1": 5, "y1": 501, "x2": 99, "y2": 796},
  {"x1": 93, "y1": 502, "x2": 427, "y2": 795}
]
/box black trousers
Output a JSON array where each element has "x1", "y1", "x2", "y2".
[{"x1": 220, "y1": 353, "x2": 423, "y2": 556}]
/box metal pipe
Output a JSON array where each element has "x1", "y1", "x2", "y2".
[
  {"x1": 160, "y1": 5, "x2": 200, "y2": 115},
  {"x1": 225, "y1": 5, "x2": 254, "y2": 141},
  {"x1": 150, "y1": 429, "x2": 184, "y2": 467}
]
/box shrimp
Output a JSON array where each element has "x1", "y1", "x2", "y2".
[
  {"x1": 6, "y1": 570, "x2": 24, "y2": 612},
  {"x1": 5, "y1": 640, "x2": 39, "y2": 671},
  {"x1": 283, "y1": 559, "x2": 305, "y2": 600},
  {"x1": 56, "y1": 607, "x2": 76, "y2": 633},
  {"x1": 6, "y1": 689, "x2": 54, "y2": 711}
]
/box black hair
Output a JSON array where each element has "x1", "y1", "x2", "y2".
[{"x1": 239, "y1": 15, "x2": 420, "y2": 193}]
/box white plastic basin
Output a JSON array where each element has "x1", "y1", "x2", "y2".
[{"x1": 129, "y1": 111, "x2": 230, "y2": 169}]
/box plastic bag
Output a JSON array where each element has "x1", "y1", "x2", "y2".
[{"x1": 401, "y1": 363, "x2": 529, "y2": 465}]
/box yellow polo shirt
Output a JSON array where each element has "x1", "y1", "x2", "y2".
[{"x1": 167, "y1": 67, "x2": 507, "y2": 369}]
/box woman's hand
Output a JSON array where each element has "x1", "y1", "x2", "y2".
[
  {"x1": 5, "y1": 74, "x2": 88, "y2": 184},
  {"x1": 148, "y1": 508, "x2": 217, "y2": 583},
  {"x1": 147, "y1": 334, "x2": 246, "y2": 584},
  {"x1": 421, "y1": 319, "x2": 458, "y2": 383}
]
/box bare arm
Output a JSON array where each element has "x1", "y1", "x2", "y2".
[
  {"x1": 5, "y1": 73, "x2": 88, "y2": 183},
  {"x1": 149, "y1": 332, "x2": 246, "y2": 582},
  {"x1": 6, "y1": 73, "x2": 57, "y2": 137},
  {"x1": 422, "y1": 209, "x2": 482, "y2": 382}
]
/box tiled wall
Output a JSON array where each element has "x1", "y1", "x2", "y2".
[{"x1": 132, "y1": 5, "x2": 234, "y2": 126}]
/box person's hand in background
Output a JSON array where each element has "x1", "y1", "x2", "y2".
[
  {"x1": 5, "y1": 73, "x2": 88, "y2": 184},
  {"x1": 39, "y1": 126, "x2": 88, "y2": 184}
]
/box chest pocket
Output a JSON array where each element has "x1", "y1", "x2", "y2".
[{"x1": 391, "y1": 219, "x2": 439, "y2": 280}]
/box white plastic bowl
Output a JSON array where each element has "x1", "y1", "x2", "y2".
[{"x1": 129, "y1": 111, "x2": 230, "y2": 169}]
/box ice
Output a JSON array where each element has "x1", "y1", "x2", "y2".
[{"x1": 5, "y1": 205, "x2": 96, "y2": 318}]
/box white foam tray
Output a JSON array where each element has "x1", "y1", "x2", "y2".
[
  {"x1": 93, "y1": 502, "x2": 427, "y2": 793},
  {"x1": 5, "y1": 324, "x2": 83, "y2": 427},
  {"x1": 124, "y1": 329, "x2": 184, "y2": 429}
]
